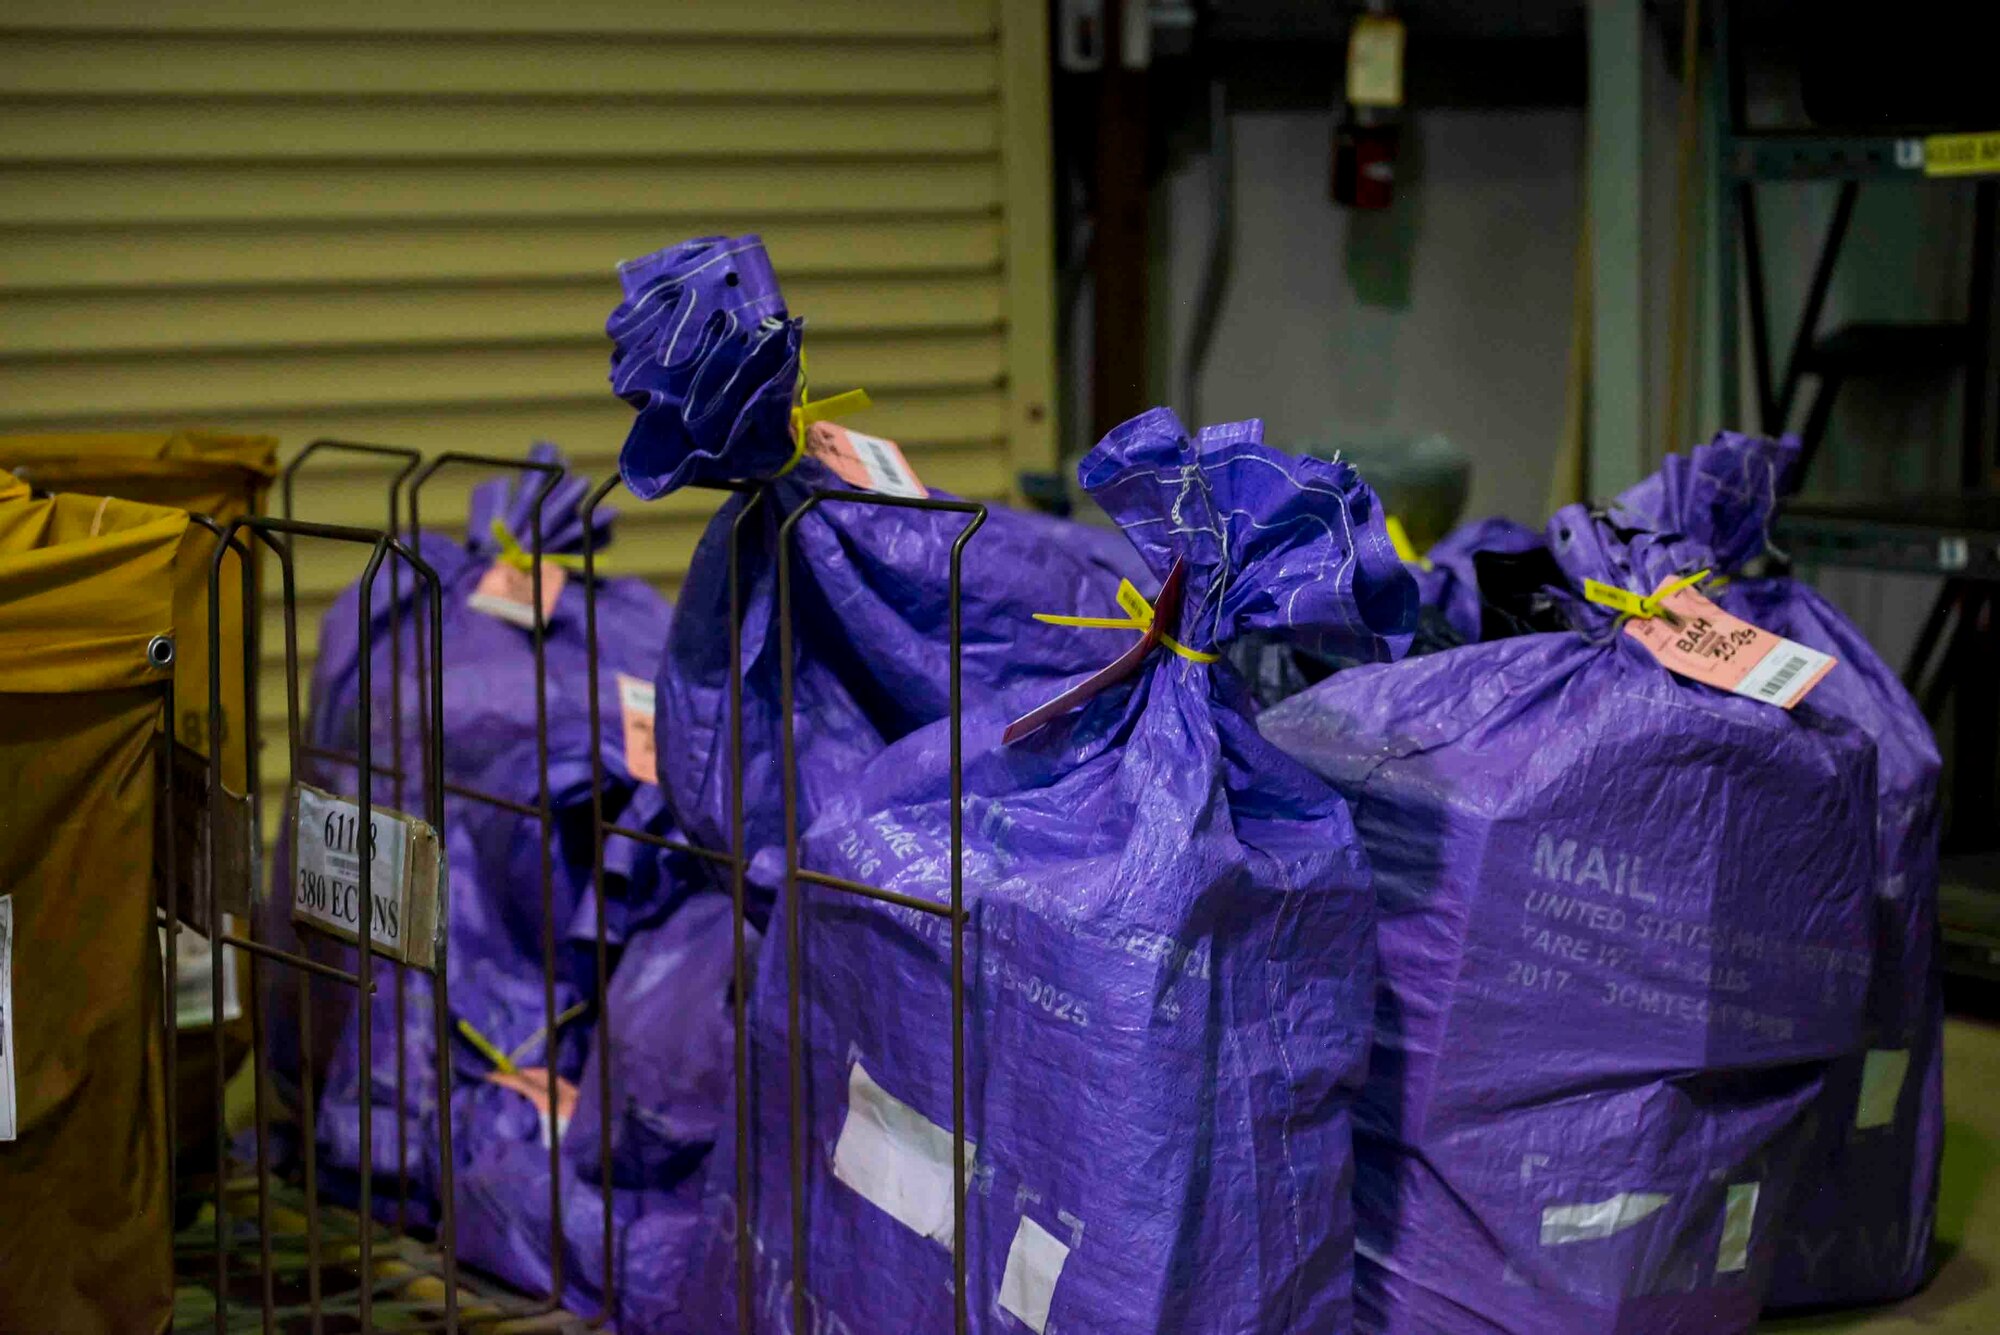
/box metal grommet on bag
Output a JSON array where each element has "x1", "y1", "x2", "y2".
[{"x1": 147, "y1": 634, "x2": 175, "y2": 669}]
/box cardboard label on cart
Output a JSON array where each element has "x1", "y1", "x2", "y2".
[
  {"x1": 156, "y1": 740, "x2": 255, "y2": 932},
  {"x1": 468, "y1": 560, "x2": 566, "y2": 629},
  {"x1": 806, "y1": 421, "x2": 927, "y2": 499},
  {"x1": 1623, "y1": 583, "x2": 1835, "y2": 709},
  {"x1": 616, "y1": 672, "x2": 658, "y2": 785},
  {"x1": 290, "y1": 784, "x2": 444, "y2": 971},
  {"x1": 0, "y1": 896, "x2": 15, "y2": 1142},
  {"x1": 486, "y1": 1067, "x2": 579, "y2": 1149}
]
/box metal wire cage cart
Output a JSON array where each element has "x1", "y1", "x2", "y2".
[{"x1": 149, "y1": 439, "x2": 988, "y2": 1334}]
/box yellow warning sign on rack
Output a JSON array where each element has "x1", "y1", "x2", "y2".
[{"x1": 1923, "y1": 131, "x2": 2000, "y2": 177}]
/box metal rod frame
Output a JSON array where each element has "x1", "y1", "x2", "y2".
[
  {"x1": 405, "y1": 452, "x2": 575, "y2": 1317},
  {"x1": 192, "y1": 444, "x2": 989, "y2": 1335},
  {"x1": 201, "y1": 513, "x2": 451, "y2": 1335},
  {"x1": 572, "y1": 478, "x2": 987, "y2": 1335},
  {"x1": 236, "y1": 444, "x2": 613, "y2": 1330},
  {"x1": 161, "y1": 512, "x2": 255, "y2": 1284},
  {"x1": 283, "y1": 440, "x2": 421, "y2": 1327},
  {"x1": 577, "y1": 475, "x2": 759, "y2": 1331},
  {"x1": 778, "y1": 490, "x2": 986, "y2": 1335}
]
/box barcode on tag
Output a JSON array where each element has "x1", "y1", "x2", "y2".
[
  {"x1": 804, "y1": 421, "x2": 927, "y2": 499},
  {"x1": 1735, "y1": 641, "x2": 1835, "y2": 709},
  {"x1": 848, "y1": 430, "x2": 926, "y2": 499},
  {"x1": 0, "y1": 895, "x2": 15, "y2": 1142},
  {"x1": 1758, "y1": 657, "x2": 1808, "y2": 698}
]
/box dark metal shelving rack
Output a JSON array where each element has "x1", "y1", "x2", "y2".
[
  {"x1": 1712, "y1": 7, "x2": 1998, "y2": 480},
  {"x1": 1711, "y1": 2, "x2": 2000, "y2": 974}
]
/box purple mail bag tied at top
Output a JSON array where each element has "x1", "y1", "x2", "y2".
[
  {"x1": 1258, "y1": 433, "x2": 1882, "y2": 1334},
  {"x1": 673, "y1": 408, "x2": 1415, "y2": 1334},
  {"x1": 607, "y1": 233, "x2": 1148, "y2": 921},
  {"x1": 601, "y1": 233, "x2": 1150, "y2": 1326},
  {"x1": 1549, "y1": 431, "x2": 1943, "y2": 1309}
]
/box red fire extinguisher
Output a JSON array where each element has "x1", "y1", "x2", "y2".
[{"x1": 1332, "y1": 8, "x2": 1405, "y2": 211}]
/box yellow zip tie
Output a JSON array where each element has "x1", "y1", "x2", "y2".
[
  {"x1": 774, "y1": 347, "x2": 872, "y2": 479},
  {"x1": 1385, "y1": 515, "x2": 1433, "y2": 571},
  {"x1": 1034, "y1": 578, "x2": 1220, "y2": 663},
  {"x1": 1583, "y1": 568, "x2": 1711, "y2": 620},
  {"x1": 489, "y1": 517, "x2": 588, "y2": 574},
  {"x1": 505, "y1": 1001, "x2": 589, "y2": 1067},
  {"x1": 456, "y1": 1018, "x2": 517, "y2": 1075}
]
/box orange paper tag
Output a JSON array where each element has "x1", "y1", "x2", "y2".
[
  {"x1": 468, "y1": 560, "x2": 566, "y2": 629},
  {"x1": 616, "y1": 672, "x2": 658, "y2": 785},
  {"x1": 486, "y1": 1067, "x2": 579, "y2": 1148},
  {"x1": 1623, "y1": 583, "x2": 1835, "y2": 709},
  {"x1": 805, "y1": 421, "x2": 926, "y2": 499}
]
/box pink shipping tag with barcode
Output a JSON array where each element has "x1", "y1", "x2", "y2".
[
  {"x1": 805, "y1": 421, "x2": 927, "y2": 499},
  {"x1": 616, "y1": 672, "x2": 658, "y2": 785},
  {"x1": 467, "y1": 561, "x2": 565, "y2": 629},
  {"x1": 1624, "y1": 583, "x2": 1835, "y2": 709}
]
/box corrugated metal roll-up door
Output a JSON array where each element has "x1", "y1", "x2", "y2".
[{"x1": 0, "y1": 0, "x2": 1056, "y2": 823}]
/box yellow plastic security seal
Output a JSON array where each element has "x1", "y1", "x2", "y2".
[
  {"x1": 1385, "y1": 515, "x2": 1432, "y2": 570},
  {"x1": 774, "y1": 348, "x2": 872, "y2": 478},
  {"x1": 457, "y1": 1003, "x2": 588, "y2": 1073},
  {"x1": 1034, "y1": 579, "x2": 1221, "y2": 663},
  {"x1": 489, "y1": 517, "x2": 588, "y2": 574},
  {"x1": 1583, "y1": 568, "x2": 1710, "y2": 621},
  {"x1": 456, "y1": 1017, "x2": 518, "y2": 1074}
]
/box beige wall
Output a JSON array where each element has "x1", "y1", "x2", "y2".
[{"x1": 0, "y1": 0, "x2": 1056, "y2": 815}]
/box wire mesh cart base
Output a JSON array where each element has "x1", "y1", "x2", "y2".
[{"x1": 174, "y1": 1178, "x2": 592, "y2": 1334}]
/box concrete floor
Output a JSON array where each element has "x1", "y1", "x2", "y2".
[{"x1": 1760, "y1": 1014, "x2": 2000, "y2": 1333}]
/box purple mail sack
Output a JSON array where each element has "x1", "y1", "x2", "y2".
[
  {"x1": 603, "y1": 234, "x2": 1153, "y2": 1322},
  {"x1": 608, "y1": 234, "x2": 1149, "y2": 918},
  {"x1": 1233, "y1": 514, "x2": 1548, "y2": 704},
  {"x1": 1549, "y1": 432, "x2": 1943, "y2": 1308},
  {"x1": 1259, "y1": 441, "x2": 1882, "y2": 1333},
  {"x1": 677, "y1": 409, "x2": 1415, "y2": 1334},
  {"x1": 480, "y1": 888, "x2": 749, "y2": 1330},
  {"x1": 1412, "y1": 515, "x2": 1550, "y2": 646}
]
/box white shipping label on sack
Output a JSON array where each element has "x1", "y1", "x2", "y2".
[
  {"x1": 832, "y1": 1061, "x2": 976, "y2": 1246},
  {"x1": 999, "y1": 1215, "x2": 1073, "y2": 1334},
  {"x1": 293, "y1": 786, "x2": 412, "y2": 954},
  {"x1": 1540, "y1": 1191, "x2": 1671, "y2": 1245},
  {"x1": 1856, "y1": 1048, "x2": 1912, "y2": 1130},
  {"x1": 0, "y1": 896, "x2": 14, "y2": 1141},
  {"x1": 1715, "y1": 1182, "x2": 1760, "y2": 1273}
]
